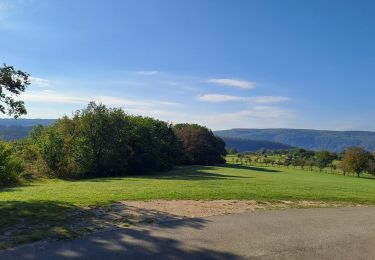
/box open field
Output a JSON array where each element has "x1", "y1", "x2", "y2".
[
  {"x1": 3, "y1": 164, "x2": 375, "y2": 204},
  {"x1": 2, "y1": 164, "x2": 375, "y2": 248}
]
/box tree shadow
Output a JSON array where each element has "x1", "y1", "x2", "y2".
[
  {"x1": 0, "y1": 200, "x2": 241, "y2": 259},
  {"x1": 220, "y1": 164, "x2": 281, "y2": 173},
  {"x1": 357, "y1": 176, "x2": 375, "y2": 180},
  {"x1": 0, "y1": 200, "x2": 87, "y2": 250},
  {"x1": 76, "y1": 165, "x2": 251, "y2": 182},
  {"x1": 142, "y1": 166, "x2": 250, "y2": 180},
  {"x1": 0, "y1": 181, "x2": 45, "y2": 193},
  {"x1": 2, "y1": 228, "x2": 241, "y2": 259}
]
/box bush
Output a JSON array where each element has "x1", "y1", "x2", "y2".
[
  {"x1": 11, "y1": 139, "x2": 49, "y2": 178},
  {"x1": 0, "y1": 141, "x2": 24, "y2": 186}
]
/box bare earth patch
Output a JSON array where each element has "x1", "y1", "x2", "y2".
[{"x1": 109, "y1": 200, "x2": 362, "y2": 219}]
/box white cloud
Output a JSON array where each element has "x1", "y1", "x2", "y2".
[
  {"x1": 22, "y1": 91, "x2": 178, "y2": 108},
  {"x1": 159, "y1": 106, "x2": 295, "y2": 130},
  {"x1": 200, "y1": 106, "x2": 294, "y2": 130},
  {"x1": 29, "y1": 76, "x2": 55, "y2": 89},
  {"x1": 207, "y1": 78, "x2": 256, "y2": 89},
  {"x1": 198, "y1": 94, "x2": 243, "y2": 102},
  {"x1": 250, "y1": 96, "x2": 289, "y2": 104},
  {"x1": 135, "y1": 70, "x2": 159, "y2": 75},
  {"x1": 198, "y1": 94, "x2": 289, "y2": 104}
]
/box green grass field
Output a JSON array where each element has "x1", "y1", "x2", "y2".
[
  {"x1": 3, "y1": 164, "x2": 375, "y2": 205},
  {"x1": 2, "y1": 164, "x2": 375, "y2": 248}
]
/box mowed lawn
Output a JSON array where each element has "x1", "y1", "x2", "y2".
[{"x1": 2, "y1": 164, "x2": 375, "y2": 205}]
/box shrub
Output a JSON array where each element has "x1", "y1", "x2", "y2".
[
  {"x1": 11, "y1": 139, "x2": 49, "y2": 178},
  {"x1": 0, "y1": 141, "x2": 23, "y2": 186}
]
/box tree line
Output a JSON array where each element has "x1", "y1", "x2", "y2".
[
  {"x1": 228, "y1": 147, "x2": 375, "y2": 177},
  {"x1": 0, "y1": 103, "x2": 226, "y2": 186}
]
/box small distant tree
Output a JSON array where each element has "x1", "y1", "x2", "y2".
[
  {"x1": 29, "y1": 124, "x2": 45, "y2": 141},
  {"x1": 341, "y1": 147, "x2": 370, "y2": 177},
  {"x1": 315, "y1": 151, "x2": 337, "y2": 172},
  {"x1": 284, "y1": 159, "x2": 291, "y2": 168},
  {"x1": 226, "y1": 147, "x2": 238, "y2": 155},
  {"x1": 0, "y1": 64, "x2": 30, "y2": 118}
]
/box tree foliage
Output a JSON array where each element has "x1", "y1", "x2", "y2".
[
  {"x1": 26, "y1": 103, "x2": 224, "y2": 179},
  {"x1": 0, "y1": 64, "x2": 30, "y2": 118},
  {"x1": 174, "y1": 123, "x2": 226, "y2": 165},
  {"x1": 341, "y1": 147, "x2": 371, "y2": 177},
  {"x1": 0, "y1": 141, "x2": 23, "y2": 186},
  {"x1": 315, "y1": 150, "x2": 337, "y2": 171}
]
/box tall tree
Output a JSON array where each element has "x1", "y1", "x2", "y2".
[
  {"x1": 174, "y1": 123, "x2": 226, "y2": 165},
  {"x1": 0, "y1": 64, "x2": 30, "y2": 118}
]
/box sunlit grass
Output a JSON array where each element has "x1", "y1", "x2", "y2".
[{"x1": 2, "y1": 164, "x2": 375, "y2": 205}]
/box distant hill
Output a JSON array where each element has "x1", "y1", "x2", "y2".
[
  {"x1": 215, "y1": 128, "x2": 375, "y2": 152},
  {"x1": 0, "y1": 119, "x2": 54, "y2": 140},
  {"x1": 222, "y1": 137, "x2": 294, "y2": 152}
]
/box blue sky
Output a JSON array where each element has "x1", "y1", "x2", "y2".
[{"x1": 1, "y1": 0, "x2": 374, "y2": 130}]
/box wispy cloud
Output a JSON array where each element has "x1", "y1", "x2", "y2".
[
  {"x1": 29, "y1": 76, "x2": 55, "y2": 89},
  {"x1": 162, "y1": 106, "x2": 295, "y2": 130},
  {"x1": 198, "y1": 94, "x2": 289, "y2": 104},
  {"x1": 248, "y1": 96, "x2": 289, "y2": 104},
  {"x1": 201, "y1": 106, "x2": 294, "y2": 129},
  {"x1": 198, "y1": 94, "x2": 242, "y2": 102},
  {"x1": 23, "y1": 91, "x2": 178, "y2": 108},
  {"x1": 207, "y1": 78, "x2": 256, "y2": 89},
  {"x1": 135, "y1": 70, "x2": 159, "y2": 75}
]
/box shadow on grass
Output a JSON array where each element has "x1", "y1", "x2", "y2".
[
  {"x1": 77, "y1": 165, "x2": 252, "y2": 182},
  {"x1": 221, "y1": 164, "x2": 281, "y2": 173},
  {"x1": 0, "y1": 200, "x2": 86, "y2": 249},
  {"x1": 143, "y1": 166, "x2": 251, "y2": 180},
  {"x1": 0, "y1": 200, "x2": 240, "y2": 259}
]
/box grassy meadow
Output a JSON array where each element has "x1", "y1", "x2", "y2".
[{"x1": 3, "y1": 164, "x2": 375, "y2": 204}]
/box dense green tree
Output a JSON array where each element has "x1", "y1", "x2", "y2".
[
  {"x1": 0, "y1": 64, "x2": 30, "y2": 118},
  {"x1": 127, "y1": 116, "x2": 182, "y2": 173},
  {"x1": 315, "y1": 150, "x2": 337, "y2": 172},
  {"x1": 0, "y1": 141, "x2": 23, "y2": 186},
  {"x1": 72, "y1": 103, "x2": 133, "y2": 176},
  {"x1": 28, "y1": 124, "x2": 45, "y2": 141},
  {"x1": 31, "y1": 103, "x2": 188, "y2": 178},
  {"x1": 35, "y1": 124, "x2": 79, "y2": 178},
  {"x1": 341, "y1": 147, "x2": 370, "y2": 177},
  {"x1": 174, "y1": 124, "x2": 226, "y2": 165}
]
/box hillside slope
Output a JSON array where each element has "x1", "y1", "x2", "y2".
[
  {"x1": 222, "y1": 137, "x2": 294, "y2": 152},
  {"x1": 0, "y1": 119, "x2": 54, "y2": 140},
  {"x1": 215, "y1": 128, "x2": 375, "y2": 152}
]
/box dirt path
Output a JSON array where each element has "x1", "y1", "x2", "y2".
[{"x1": 114, "y1": 199, "x2": 360, "y2": 218}]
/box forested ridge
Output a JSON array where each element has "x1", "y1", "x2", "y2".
[{"x1": 215, "y1": 128, "x2": 375, "y2": 152}]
